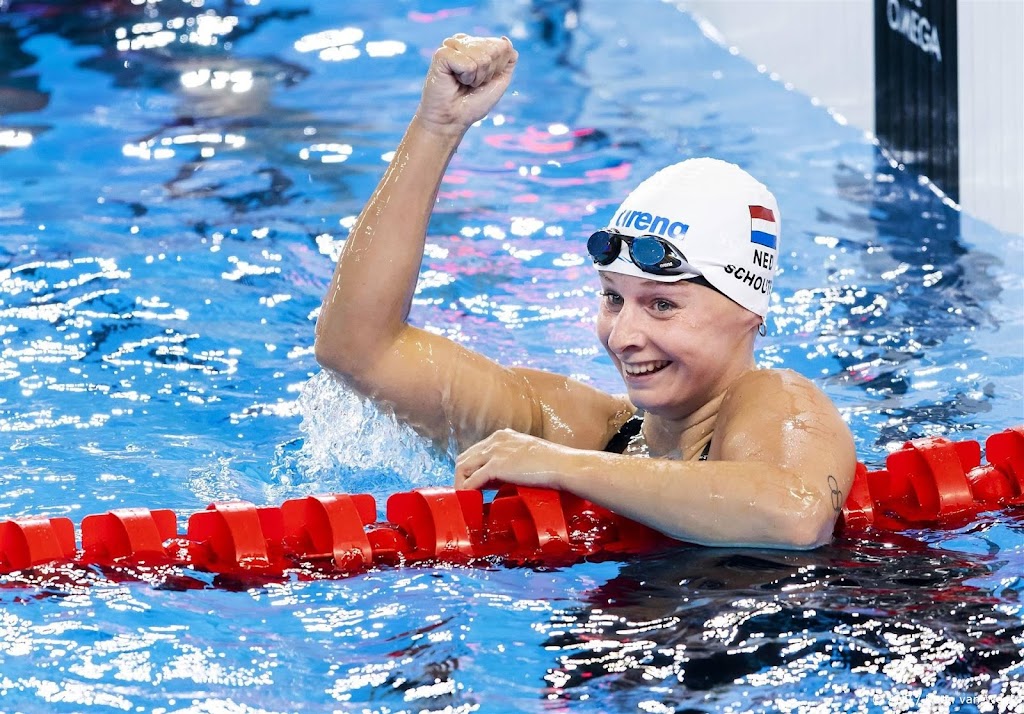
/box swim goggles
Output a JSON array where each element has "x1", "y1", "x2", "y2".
[{"x1": 587, "y1": 229, "x2": 693, "y2": 276}]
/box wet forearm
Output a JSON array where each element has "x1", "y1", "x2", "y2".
[
  {"x1": 315, "y1": 117, "x2": 464, "y2": 369},
  {"x1": 559, "y1": 453, "x2": 833, "y2": 549}
]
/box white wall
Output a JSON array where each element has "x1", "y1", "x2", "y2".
[
  {"x1": 679, "y1": 0, "x2": 875, "y2": 131},
  {"x1": 958, "y1": 0, "x2": 1024, "y2": 238},
  {"x1": 677, "y1": 0, "x2": 1024, "y2": 237}
]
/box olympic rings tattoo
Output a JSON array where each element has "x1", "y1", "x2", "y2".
[{"x1": 828, "y1": 474, "x2": 842, "y2": 513}]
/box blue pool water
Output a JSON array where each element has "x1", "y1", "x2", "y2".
[{"x1": 2, "y1": 0, "x2": 1023, "y2": 712}]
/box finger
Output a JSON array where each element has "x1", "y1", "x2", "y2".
[
  {"x1": 454, "y1": 445, "x2": 488, "y2": 488},
  {"x1": 460, "y1": 466, "x2": 504, "y2": 492},
  {"x1": 442, "y1": 36, "x2": 513, "y2": 88},
  {"x1": 443, "y1": 34, "x2": 514, "y2": 61},
  {"x1": 480, "y1": 40, "x2": 517, "y2": 88},
  {"x1": 433, "y1": 46, "x2": 480, "y2": 88},
  {"x1": 498, "y1": 37, "x2": 518, "y2": 68},
  {"x1": 442, "y1": 33, "x2": 469, "y2": 46},
  {"x1": 457, "y1": 461, "x2": 498, "y2": 491}
]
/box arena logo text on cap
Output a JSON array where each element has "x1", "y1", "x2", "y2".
[{"x1": 612, "y1": 209, "x2": 689, "y2": 238}]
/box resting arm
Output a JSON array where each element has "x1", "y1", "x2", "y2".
[{"x1": 456, "y1": 369, "x2": 857, "y2": 549}]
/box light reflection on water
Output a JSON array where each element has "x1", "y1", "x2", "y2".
[{"x1": 0, "y1": 0, "x2": 1022, "y2": 712}]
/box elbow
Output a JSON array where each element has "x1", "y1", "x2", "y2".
[
  {"x1": 313, "y1": 325, "x2": 361, "y2": 379},
  {"x1": 313, "y1": 333, "x2": 340, "y2": 372},
  {"x1": 314, "y1": 281, "x2": 412, "y2": 380},
  {"x1": 314, "y1": 336, "x2": 366, "y2": 383},
  {"x1": 772, "y1": 497, "x2": 837, "y2": 550},
  {"x1": 314, "y1": 321, "x2": 398, "y2": 390},
  {"x1": 314, "y1": 300, "x2": 405, "y2": 380}
]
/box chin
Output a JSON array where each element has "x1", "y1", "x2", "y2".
[
  {"x1": 624, "y1": 380, "x2": 696, "y2": 419},
  {"x1": 624, "y1": 390, "x2": 672, "y2": 416}
]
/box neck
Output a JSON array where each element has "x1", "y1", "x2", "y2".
[
  {"x1": 641, "y1": 360, "x2": 757, "y2": 458},
  {"x1": 643, "y1": 396, "x2": 721, "y2": 457}
]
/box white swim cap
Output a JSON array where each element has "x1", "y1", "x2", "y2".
[{"x1": 593, "y1": 158, "x2": 780, "y2": 318}]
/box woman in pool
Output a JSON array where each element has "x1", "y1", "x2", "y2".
[{"x1": 314, "y1": 34, "x2": 856, "y2": 549}]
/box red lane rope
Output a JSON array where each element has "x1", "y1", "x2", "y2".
[
  {"x1": 2, "y1": 427, "x2": 1022, "y2": 578},
  {"x1": 839, "y1": 426, "x2": 1024, "y2": 533}
]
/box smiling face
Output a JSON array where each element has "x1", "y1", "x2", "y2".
[{"x1": 596, "y1": 272, "x2": 761, "y2": 420}]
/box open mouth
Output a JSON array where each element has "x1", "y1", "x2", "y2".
[{"x1": 621, "y1": 360, "x2": 670, "y2": 377}]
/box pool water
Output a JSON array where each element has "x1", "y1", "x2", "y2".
[{"x1": 2, "y1": 0, "x2": 1023, "y2": 712}]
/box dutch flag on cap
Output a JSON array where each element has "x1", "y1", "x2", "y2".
[{"x1": 749, "y1": 206, "x2": 777, "y2": 250}]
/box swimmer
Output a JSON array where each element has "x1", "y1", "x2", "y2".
[{"x1": 314, "y1": 34, "x2": 857, "y2": 549}]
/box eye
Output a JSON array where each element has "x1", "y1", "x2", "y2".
[
  {"x1": 599, "y1": 290, "x2": 623, "y2": 308},
  {"x1": 653, "y1": 299, "x2": 676, "y2": 312}
]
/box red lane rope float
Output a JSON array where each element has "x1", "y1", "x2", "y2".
[
  {"x1": 1, "y1": 427, "x2": 1022, "y2": 579},
  {"x1": 839, "y1": 426, "x2": 1024, "y2": 533}
]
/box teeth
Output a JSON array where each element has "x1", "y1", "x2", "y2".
[{"x1": 622, "y1": 361, "x2": 669, "y2": 375}]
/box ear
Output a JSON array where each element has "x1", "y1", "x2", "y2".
[
  {"x1": 736, "y1": 304, "x2": 763, "y2": 342},
  {"x1": 727, "y1": 296, "x2": 762, "y2": 330}
]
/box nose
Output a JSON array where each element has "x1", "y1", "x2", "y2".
[{"x1": 604, "y1": 303, "x2": 647, "y2": 356}]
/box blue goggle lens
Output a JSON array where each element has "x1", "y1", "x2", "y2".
[
  {"x1": 629, "y1": 237, "x2": 668, "y2": 268},
  {"x1": 587, "y1": 230, "x2": 619, "y2": 265}
]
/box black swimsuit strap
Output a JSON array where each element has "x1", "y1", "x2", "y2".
[
  {"x1": 603, "y1": 411, "x2": 713, "y2": 460},
  {"x1": 698, "y1": 439, "x2": 711, "y2": 461},
  {"x1": 603, "y1": 412, "x2": 644, "y2": 454}
]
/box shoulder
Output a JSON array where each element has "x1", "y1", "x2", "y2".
[
  {"x1": 721, "y1": 368, "x2": 827, "y2": 412},
  {"x1": 713, "y1": 368, "x2": 856, "y2": 476},
  {"x1": 729, "y1": 366, "x2": 812, "y2": 389}
]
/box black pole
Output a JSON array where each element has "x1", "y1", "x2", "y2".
[{"x1": 874, "y1": 0, "x2": 959, "y2": 202}]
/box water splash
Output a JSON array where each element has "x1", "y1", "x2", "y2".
[{"x1": 269, "y1": 370, "x2": 455, "y2": 503}]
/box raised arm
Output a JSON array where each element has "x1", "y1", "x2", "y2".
[
  {"x1": 316, "y1": 34, "x2": 516, "y2": 363},
  {"x1": 314, "y1": 35, "x2": 629, "y2": 451}
]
